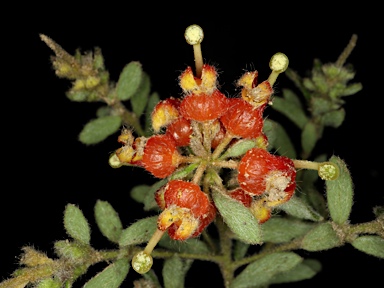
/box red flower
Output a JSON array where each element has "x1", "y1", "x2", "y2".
[
  {"x1": 220, "y1": 98, "x2": 264, "y2": 139},
  {"x1": 142, "y1": 135, "x2": 181, "y2": 178},
  {"x1": 238, "y1": 148, "x2": 296, "y2": 201}
]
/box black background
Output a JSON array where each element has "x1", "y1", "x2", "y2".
[{"x1": 3, "y1": 5, "x2": 383, "y2": 288}]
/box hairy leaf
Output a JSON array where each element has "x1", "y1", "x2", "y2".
[
  {"x1": 230, "y1": 252, "x2": 302, "y2": 288},
  {"x1": 94, "y1": 200, "x2": 123, "y2": 244},
  {"x1": 271, "y1": 89, "x2": 308, "y2": 129},
  {"x1": 301, "y1": 121, "x2": 317, "y2": 158},
  {"x1": 269, "y1": 259, "x2": 322, "y2": 284},
  {"x1": 262, "y1": 217, "x2": 314, "y2": 243},
  {"x1": 79, "y1": 115, "x2": 122, "y2": 145},
  {"x1": 279, "y1": 196, "x2": 323, "y2": 221},
  {"x1": 116, "y1": 61, "x2": 143, "y2": 101},
  {"x1": 158, "y1": 233, "x2": 209, "y2": 254},
  {"x1": 301, "y1": 222, "x2": 341, "y2": 251},
  {"x1": 63, "y1": 204, "x2": 91, "y2": 244},
  {"x1": 351, "y1": 236, "x2": 384, "y2": 259},
  {"x1": 131, "y1": 72, "x2": 151, "y2": 116},
  {"x1": 212, "y1": 189, "x2": 262, "y2": 244},
  {"x1": 264, "y1": 119, "x2": 297, "y2": 158},
  {"x1": 83, "y1": 258, "x2": 129, "y2": 288},
  {"x1": 163, "y1": 256, "x2": 192, "y2": 288},
  {"x1": 119, "y1": 216, "x2": 157, "y2": 247},
  {"x1": 326, "y1": 156, "x2": 353, "y2": 224},
  {"x1": 219, "y1": 139, "x2": 257, "y2": 159}
]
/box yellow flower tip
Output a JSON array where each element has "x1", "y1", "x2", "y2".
[
  {"x1": 250, "y1": 199, "x2": 271, "y2": 224},
  {"x1": 269, "y1": 52, "x2": 289, "y2": 73},
  {"x1": 184, "y1": 24, "x2": 204, "y2": 45},
  {"x1": 116, "y1": 146, "x2": 135, "y2": 163},
  {"x1": 157, "y1": 206, "x2": 180, "y2": 231},
  {"x1": 173, "y1": 214, "x2": 199, "y2": 240},
  {"x1": 151, "y1": 100, "x2": 180, "y2": 133},
  {"x1": 201, "y1": 64, "x2": 218, "y2": 91},
  {"x1": 179, "y1": 66, "x2": 198, "y2": 92},
  {"x1": 237, "y1": 71, "x2": 258, "y2": 89},
  {"x1": 132, "y1": 251, "x2": 153, "y2": 274},
  {"x1": 242, "y1": 81, "x2": 273, "y2": 108}
]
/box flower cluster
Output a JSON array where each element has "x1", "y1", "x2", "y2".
[{"x1": 113, "y1": 52, "x2": 297, "y2": 239}]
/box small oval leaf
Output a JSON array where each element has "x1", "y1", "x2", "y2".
[
  {"x1": 301, "y1": 222, "x2": 341, "y2": 251},
  {"x1": 158, "y1": 233, "x2": 209, "y2": 254},
  {"x1": 162, "y1": 256, "x2": 192, "y2": 288},
  {"x1": 119, "y1": 216, "x2": 157, "y2": 247},
  {"x1": 263, "y1": 119, "x2": 297, "y2": 158},
  {"x1": 301, "y1": 121, "x2": 318, "y2": 158},
  {"x1": 94, "y1": 200, "x2": 123, "y2": 244},
  {"x1": 269, "y1": 258, "x2": 322, "y2": 284},
  {"x1": 219, "y1": 139, "x2": 256, "y2": 159},
  {"x1": 212, "y1": 189, "x2": 262, "y2": 245},
  {"x1": 131, "y1": 72, "x2": 151, "y2": 116},
  {"x1": 116, "y1": 61, "x2": 143, "y2": 101},
  {"x1": 270, "y1": 89, "x2": 308, "y2": 129},
  {"x1": 83, "y1": 258, "x2": 130, "y2": 288},
  {"x1": 63, "y1": 204, "x2": 91, "y2": 244},
  {"x1": 79, "y1": 115, "x2": 122, "y2": 145},
  {"x1": 326, "y1": 156, "x2": 353, "y2": 224},
  {"x1": 351, "y1": 236, "x2": 384, "y2": 259},
  {"x1": 262, "y1": 217, "x2": 315, "y2": 243},
  {"x1": 279, "y1": 196, "x2": 323, "y2": 222},
  {"x1": 230, "y1": 252, "x2": 302, "y2": 288}
]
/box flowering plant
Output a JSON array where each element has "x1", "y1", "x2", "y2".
[{"x1": 1, "y1": 24, "x2": 383, "y2": 288}]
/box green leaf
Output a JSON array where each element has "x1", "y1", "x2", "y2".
[
  {"x1": 131, "y1": 72, "x2": 151, "y2": 116},
  {"x1": 326, "y1": 156, "x2": 353, "y2": 224},
  {"x1": 130, "y1": 184, "x2": 151, "y2": 204},
  {"x1": 340, "y1": 82, "x2": 363, "y2": 96},
  {"x1": 321, "y1": 108, "x2": 346, "y2": 128},
  {"x1": 94, "y1": 200, "x2": 123, "y2": 244},
  {"x1": 54, "y1": 240, "x2": 91, "y2": 260},
  {"x1": 219, "y1": 139, "x2": 256, "y2": 159},
  {"x1": 130, "y1": 180, "x2": 168, "y2": 211},
  {"x1": 96, "y1": 105, "x2": 113, "y2": 117},
  {"x1": 119, "y1": 216, "x2": 157, "y2": 247},
  {"x1": 116, "y1": 61, "x2": 143, "y2": 101},
  {"x1": 270, "y1": 89, "x2": 308, "y2": 129},
  {"x1": 163, "y1": 256, "x2": 192, "y2": 288},
  {"x1": 63, "y1": 204, "x2": 91, "y2": 244},
  {"x1": 301, "y1": 222, "x2": 341, "y2": 251},
  {"x1": 233, "y1": 240, "x2": 250, "y2": 261},
  {"x1": 301, "y1": 121, "x2": 318, "y2": 158},
  {"x1": 262, "y1": 217, "x2": 315, "y2": 243},
  {"x1": 158, "y1": 233, "x2": 209, "y2": 254},
  {"x1": 230, "y1": 252, "x2": 302, "y2": 288},
  {"x1": 83, "y1": 258, "x2": 130, "y2": 288},
  {"x1": 145, "y1": 92, "x2": 160, "y2": 136},
  {"x1": 66, "y1": 89, "x2": 89, "y2": 102},
  {"x1": 212, "y1": 189, "x2": 262, "y2": 245},
  {"x1": 279, "y1": 196, "x2": 324, "y2": 221},
  {"x1": 351, "y1": 236, "x2": 384, "y2": 259},
  {"x1": 169, "y1": 163, "x2": 199, "y2": 180},
  {"x1": 263, "y1": 119, "x2": 297, "y2": 158},
  {"x1": 79, "y1": 115, "x2": 122, "y2": 145},
  {"x1": 269, "y1": 259, "x2": 322, "y2": 284},
  {"x1": 143, "y1": 269, "x2": 162, "y2": 288}
]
